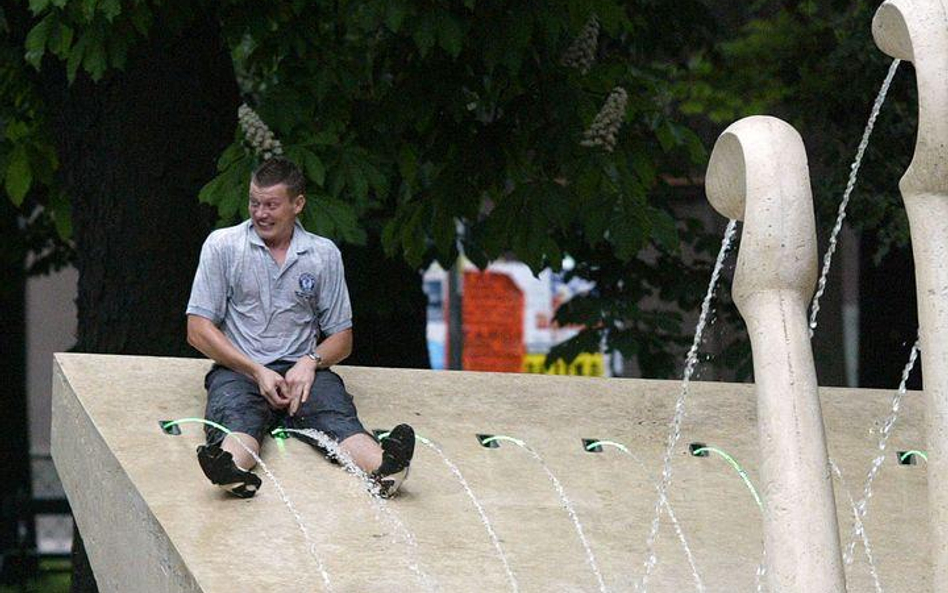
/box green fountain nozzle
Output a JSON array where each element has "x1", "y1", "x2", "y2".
[
  {"x1": 159, "y1": 420, "x2": 182, "y2": 435},
  {"x1": 899, "y1": 450, "x2": 928, "y2": 464},
  {"x1": 691, "y1": 444, "x2": 763, "y2": 509},
  {"x1": 583, "y1": 440, "x2": 631, "y2": 455},
  {"x1": 269, "y1": 427, "x2": 289, "y2": 452}
]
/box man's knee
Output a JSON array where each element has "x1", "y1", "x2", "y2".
[
  {"x1": 222, "y1": 433, "x2": 260, "y2": 470},
  {"x1": 339, "y1": 432, "x2": 383, "y2": 473}
]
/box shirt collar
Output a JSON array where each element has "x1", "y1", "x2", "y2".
[{"x1": 247, "y1": 219, "x2": 309, "y2": 255}]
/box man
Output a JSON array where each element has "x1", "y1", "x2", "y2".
[{"x1": 186, "y1": 157, "x2": 414, "y2": 498}]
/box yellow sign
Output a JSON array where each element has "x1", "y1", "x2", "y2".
[{"x1": 522, "y1": 353, "x2": 605, "y2": 377}]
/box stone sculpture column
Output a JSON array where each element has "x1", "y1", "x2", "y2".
[
  {"x1": 706, "y1": 116, "x2": 847, "y2": 593},
  {"x1": 873, "y1": 1, "x2": 948, "y2": 587}
]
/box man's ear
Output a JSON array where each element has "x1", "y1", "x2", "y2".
[{"x1": 294, "y1": 194, "x2": 306, "y2": 214}]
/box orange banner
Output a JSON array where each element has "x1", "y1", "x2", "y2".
[{"x1": 462, "y1": 271, "x2": 525, "y2": 372}]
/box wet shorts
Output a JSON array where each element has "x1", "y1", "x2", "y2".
[{"x1": 203, "y1": 361, "x2": 368, "y2": 447}]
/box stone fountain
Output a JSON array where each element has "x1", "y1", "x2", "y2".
[{"x1": 50, "y1": 1, "x2": 945, "y2": 591}]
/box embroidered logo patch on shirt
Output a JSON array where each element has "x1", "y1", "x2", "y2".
[{"x1": 296, "y1": 272, "x2": 317, "y2": 299}]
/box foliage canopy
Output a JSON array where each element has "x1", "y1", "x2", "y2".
[{"x1": 8, "y1": 0, "x2": 731, "y2": 376}]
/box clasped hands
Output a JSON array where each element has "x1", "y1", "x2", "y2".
[{"x1": 253, "y1": 358, "x2": 318, "y2": 416}]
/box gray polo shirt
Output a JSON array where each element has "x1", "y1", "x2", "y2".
[{"x1": 186, "y1": 220, "x2": 352, "y2": 365}]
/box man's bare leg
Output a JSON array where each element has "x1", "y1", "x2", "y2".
[
  {"x1": 339, "y1": 432, "x2": 383, "y2": 473},
  {"x1": 221, "y1": 432, "x2": 260, "y2": 470},
  {"x1": 340, "y1": 425, "x2": 415, "y2": 497},
  {"x1": 197, "y1": 432, "x2": 263, "y2": 498}
]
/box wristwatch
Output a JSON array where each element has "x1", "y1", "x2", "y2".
[{"x1": 307, "y1": 351, "x2": 323, "y2": 368}]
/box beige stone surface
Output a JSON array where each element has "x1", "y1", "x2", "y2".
[
  {"x1": 52, "y1": 353, "x2": 930, "y2": 592},
  {"x1": 707, "y1": 115, "x2": 845, "y2": 592},
  {"x1": 873, "y1": 1, "x2": 948, "y2": 588}
]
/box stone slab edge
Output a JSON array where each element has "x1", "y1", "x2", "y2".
[{"x1": 50, "y1": 355, "x2": 203, "y2": 593}]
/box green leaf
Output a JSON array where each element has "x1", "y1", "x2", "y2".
[
  {"x1": 384, "y1": 2, "x2": 406, "y2": 32},
  {"x1": 5, "y1": 147, "x2": 33, "y2": 206},
  {"x1": 48, "y1": 22, "x2": 74, "y2": 59},
  {"x1": 311, "y1": 131, "x2": 338, "y2": 146},
  {"x1": 81, "y1": 0, "x2": 98, "y2": 22},
  {"x1": 81, "y1": 27, "x2": 108, "y2": 80},
  {"x1": 28, "y1": 0, "x2": 50, "y2": 15},
  {"x1": 199, "y1": 156, "x2": 252, "y2": 223},
  {"x1": 25, "y1": 13, "x2": 54, "y2": 69},
  {"x1": 380, "y1": 218, "x2": 399, "y2": 257},
  {"x1": 590, "y1": 1, "x2": 623, "y2": 34},
  {"x1": 302, "y1": 151, "x2": 326, "y2": 187},
  {"x1": 129, "y1": 4, "x2": 151, "y2": 35},
  {"x1": 361, "y1": 160, "x2": 387, "y2": 197},
  {"x1": 66, "y1": 32, "x2": 89, "y2": 82},
  {"x1": 347, "y1": 162, "x2": 369, "y2": 202},
  {"x1": 655, "y1": 120, "x2": 679, "y2": 152},
  {"x1": 397, "y1": 145, "x2": 418, "y2": 186},
  {"x1": 328, "y1": 165, "x2": 346, "y2": 198},
  {"x1": 679, "y1": 125, "x2": 708, "y2": 164},
  {"x1": 412, "y1": 15, "x2": 437, "y2": 57},
  {"x1": 100, "y1": 0, "x2": 120, "y2": 21},
  {"x1": 304, "y1": 194, "x2": 366, "y2": 244},
  {"x1": 649, "y1": 207, "x2": 679, "y2": 252},
  {"x1": 437, "y1": 14, "x2": 463, "y2": 58},
  {"x1": 216, "y1": 141, "x2": 245, "y2": 171},
  {"x1": 4, "y1": 120, "x2": 30, "y2": 142},
  {"x1": 629, "y1": 150, "x2": 656, "y2": 188},
  {"x1": 49, "y1": 188, "x2": 72, "y2": 240},
  {"x1": 402, "y1": 202, "x2": 427, "y2": 265},
  {"x1": 431, "y1": 212, "x2": 453, "y2": 259}
]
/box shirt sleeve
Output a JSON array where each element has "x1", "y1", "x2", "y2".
[
  {"x1": 186, "y1": 234, "x2": 229, "y2": 324},
  {"x1": 317, "y1": 246, "x2": 353, "y2": 337}
]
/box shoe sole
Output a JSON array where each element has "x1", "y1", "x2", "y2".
[
  {"x1": 377, "y1": 466, "x2": 410, "y2": 498},
  {"x1": 382, "y1": 424, "x2": 416, "y2": 471},
  {"x1": 375, "y1": 424, "x2": 415, "y2": 498},
  {"x1": 197, "y1": 445, "x2": 261, "y2": 499}
]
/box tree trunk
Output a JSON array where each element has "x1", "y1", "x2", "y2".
[
  {"x1": 46, "y1": 10, "x2": 239, "y2": 358},
  {"x1": 41, "y1": 9, "x2": 240, "y2": 591}
]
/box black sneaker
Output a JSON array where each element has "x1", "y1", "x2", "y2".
[
  {"x1": 197, "y1": 444, "x2": 262, "y2": 499},
  {"x1": 373, "y1": 424, "x2": 415, "y2": 498}
]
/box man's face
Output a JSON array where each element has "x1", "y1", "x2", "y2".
[{"x1": 248, "y1": 181, "x2": 304, "y2": 246}]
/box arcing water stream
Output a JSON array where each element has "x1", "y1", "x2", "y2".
[
  {"x1": 160, "y1": 419, "x2": 334, "y2": 592},
  {"x1": 639, "y1": 218, "x2": 738, "y2": 592},
  {"x1": 808, "y1": 59, "x2": 902, "y2": 334},
  {"x1": 281, "y1": 427, "x2": 438, "y2": 592},
  {"x1": 418, "y1": 437, "x2": 520, "y2": 592},
  {"x1": 481, "y1": 435, "x2": 608, "y2": 593}
]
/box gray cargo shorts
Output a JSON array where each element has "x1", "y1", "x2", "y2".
[{"x1": 203, "y1": 360, "x2": 368, "y2": 448}]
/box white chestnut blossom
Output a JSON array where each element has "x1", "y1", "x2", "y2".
[
  {"x1": 561, "y1": 15, "x2": 599, "y2": 75},
  {"x1": 237, "y1": 103, "x2": 284, "y2": 160},
  {"x1": 580, "y1": 87, "x2": 628, "y2": 153}
]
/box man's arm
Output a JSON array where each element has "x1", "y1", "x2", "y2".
[
  {"x1": 314, "y1": 328, "x2": 353, "y2": 367},
  {"x1": 187, "y1": 314, "x2": 291, "y2": 409},
  {"x1": 283, "y1": 328, "x2": 353, "y2": 415}
]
